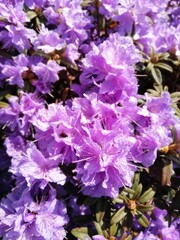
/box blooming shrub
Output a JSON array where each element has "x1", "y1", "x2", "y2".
[{"x1": 0, "y1": 0, "x2": 180, "y2": 239}]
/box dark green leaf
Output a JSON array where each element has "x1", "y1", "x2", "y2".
[
  {"x1": 151, "y1": 67, "x2": 162, "y2": 84},
  {"x1": 61, "y1": 56, "x2": 79, "y2": 70},
  {"x1": 137, "y1": 204, "x2": 154, "y2": 212},
  {"x1": 123, "y1": 188, "x2": 135, "y2": 195},
  {"x1": 71, "y1": 227, "x2": 91, "y2": 240},
  {"x1": 136, "y1": 210, "x2": 149, "y2": 227},
  {"x1": 138, "y1": 188, "x2": 155, "y2": 203},
  {"x1": 110, "y1": 223, "x2": 118, "y2": 237},
  {"x1": 110, "y1": 206, "x2": 127, "y2": 225},
  {"x1": 113, "y1": 197, "x2": 124, "y2": 204},
  {"x1": 132, "y1": 184, "x2": 143, "y2": 199},
  {"x1": 155, "y1": 62, "x2": 173, "y2": 72},
  {"x1": 132, "y1": 173, "x2": 140, "y2": 191},
  {"x1": 93, "y1": 221, "x2": 104, "y2": 235}
]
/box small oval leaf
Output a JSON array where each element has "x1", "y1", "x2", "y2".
[
  {"x1": 26, "y1": 11, "x2": 38, "y2": 20},
  {"x1": 137, "y1": 204, "x2": 154, "y2": 212},
  {"x1": 0, "y1": 101, "x2": 9, "y2": 108},
  {"x1": 110, "y1": 223, "x2": 118, "y2": 237},
  {"x1": 110, "y1": 206, "x2": 127, "y2": 225},
  {"x1": 93, "y1": 221, "x2": 104, "y2": 235},
  {"x1": 151, "y1": 67, "x2": 162, "y2": 85},
  {"x1": 136, "y1": 210, "x2": 149, "y2": 227},
  {"x1": 155, "y1": 62, "x2": 173, "y2": 72},
  {"x1": 138, "y1": 188, "x2": 155, "y2": 203},
  {"x1": 132, "y1": 184, "x2": 143, "y2": 200},
  {"x1": 71, "y1": 227, "x2": 91, "y2": 240}
]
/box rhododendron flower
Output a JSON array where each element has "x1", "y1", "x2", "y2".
[
  {"x1": 74, "y1": 123, "x2": 136, "y2": 198},
  {"x1": 31, "y1": 60, "x2": 64, "y2": 93},
  {"x1": 1, "y1": 54, "x2": 29, "y2": 87},
  {"x1": 31, "y1": 25, "x2": 65, "y2": 53},
  {"x1": 11, "y1": 145, "x2": 66, "y2": 188},
  {"x1": 0, "y1": 185, "x2": 68, "y2": 240}
]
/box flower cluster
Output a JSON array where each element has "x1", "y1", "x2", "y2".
[{"x1": 0, "y1": 0, "x2": 180, "y2": 239}]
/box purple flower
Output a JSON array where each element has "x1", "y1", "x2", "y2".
[
  {"x1": 0, "y1": 184, "x2": 68, "y2": 240},
  {"x1": 145, "y1": 92, "x2": 176, "y2": 126},
  {"x1": 0, "y1": 96, "x2": 20, "y2": 131},
  {"x1": 63, "y1": 43, "x2": 81, "y2": 64},
  {"x1": 31, "y1": 60, "x2": 64, "y2": 93},
  {"x1": 0, "y1": 2, "x2": 28, "y2": 26},
  {"x1": 161, "y1": 226, "x2": 180, "y2": 240},
  {"x1": 76, "y1": 33, "x2": 140, "y2": 101},
  {"x1": 11, "y1": 144, "x2": 66, "y2": 188},
  {"x1": 31, "y1": 25, "x2": 65, "y2": 53},
  {"x1": 25, "y1": 0, "x2": 48, "y2": 9},
  {"x1": 54, "y1": 0, "x2": 92, "y2": 43},
  {"x1": 31, "y1": 102, "x2": 78, "y2": 163},
  {"x1": 0, "y1": 2, "x2": 36, "y2": 52},
  {"x1": 5, "y1": 135, "x2": 26, "y2": 160},
  {"x1": 5, "y1": 24, "x2": 36, "y2": 52},
  {"x1": 74, "y1": 121, "x2": 136, "y2": 198},
  {"x1": 1, "y1": 54, "x2": 29, "y2": 87},
  {"x1": 130, "y1": 133, "x2": 158, "y2": 167},
  {"x1": 20, "y1": 91, "x2": 44, "y2": 117}
]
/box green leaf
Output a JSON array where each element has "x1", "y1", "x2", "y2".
[
  {"x1": 110, "y1": 223, "x2": 118, "y2": 237},
  {"x1": 136, "y1": 210, "x2": 149, "y2": 227},
  {"x1": 93, "y1": 221, "x2": 104, "y2": 235},
  {"x1": 26, "y1": 11, "x2": 38, "y2": 20},
  {"x1": 0, "y1": 101, "x2": 9, "y2": 108},
  {"x1": 61, "y1": 56, "x2": 79, "y2": 70},
  {"x1": 113, "y1": 197, "x2": 124, "y2": 204},
  {"x1": 154, "y1": 83, "x2": 163, "y2": 92},
  {"x1": 172, "y1": 103, "x2": 180, "y2": 117},
  {"x1": 151, "y1": 67, "x2": 162, "y2": 84},
  {"x1": 138, "y1": 188, "x2": 155, "y2": 203},
  {"x1": 132, "y1": 184, "x2": 142, "y2": 200},
  {"x1": 155, "y1": 62, "x2": 173, "y2": 72},
  {"x1": 172, "y1": 97, "x2": 180, "y2": 103},
  {"x1": 170, "y1": 92, "x2": 180, "y2": 98},
  {"x1": 0, "y1": 16, "x2": 9, "y2": 23},
  {"x1": 125, "y1": 235, "x2": 133, "y2": 240},
  {"x1": 150, "y1": 46, "x2": 155, "y2": 58},
  {"x1": 171, "y1": 92, "x2": 180, "y2": 104},
  {"x1": 110, "y1": 206, "x2": 127, "y2": 225},
  {"x1": 71, "y1": 227, "x2": 91, "y2": 240},
  {"x1": 81, "y1": 0, "x2": 93, "y2": 7},
  {"x1": 137, "y1": 204, "x2": 154, "y2": 212},
  {"x1": 123, "y1": 188, "x2": 135, "y2": 195},
  {"x1": 146, "y1": 62, "x2": 154, "y2": 72},
  {"x1": 132, "y1": 173, "x2": 140, "y2": 191},
  {"x1": 147, "y1": 88, "x2": 161, "y2": 97},
  {"x1": 158, "y1": 52, "x2": 170, "y2": 60}
]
